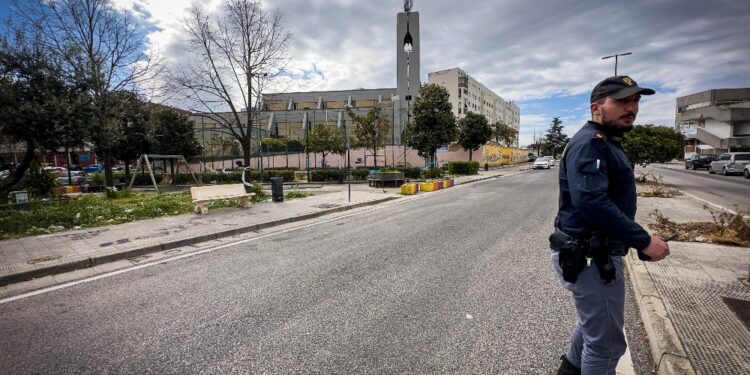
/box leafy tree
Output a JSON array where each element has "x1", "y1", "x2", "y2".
[
  {"x1": 19, "y1": 0, "x2": 159, "y2": 188},
  {"x1": 623, "y1": 125, "x2": 684, "y2": 167},
  {"x1": 172, "y1": 0, "x2": 291, "y2": 167},
  {"x1": 545, "y1": 117, "x2": 569, "y2": 158},
  {"x1": 302, "y1": 124, "x2": 346, "y2": 168},
  {"x1": 0, "y1": 30, "x2": 89, "y2": 194},
  {"x1": 112, "y1": 92, "x2": 151, "y2": 176},
  {"x1": 346, "y1": 106, "x2": 391, "y2": 168},
  {"x1": 491, "y1": 120, "x2": 517, "y2": 147},
  {"x1": 404, "y1": 84, "x2": 457, "y2": 165},
  {"x1": 149, "y1": 109, "x2": 203, "y2": 161},
  {"x1": 457, "y1": 112, "x2": 492, "y2": 161}
]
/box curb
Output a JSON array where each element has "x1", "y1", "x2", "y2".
[
  {"x1": 0, "y1": 197, "x2": 399, "y2": 286},
  {"x1": 624, "y1": 251, "x2": 696, "y2": 375}
]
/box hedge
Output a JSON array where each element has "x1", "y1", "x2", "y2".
[
  {"x1": 309, "y1": 168, "x2": 368, "y2": 182},
  {"x1": 447, "y1": 161, "x2": 480, "y2": 175}
]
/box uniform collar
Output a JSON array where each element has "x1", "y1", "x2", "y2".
[{"x1": 588, "y1": 121, "x2": 625, "y2": 142}]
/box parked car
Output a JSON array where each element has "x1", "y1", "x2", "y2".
[
  {"x1": 56, "y1": 170, "x2": 87, "y2": 185},
  {"x1": 82, "y1": 163, "x2": 104, "y2": 173},
  {"x1": 542, "y1": 156, "x2": 555, "y2": 166},
  {"x1": 527, "y1": 154, "x2": 538, "y2": 162},
  {"x1": 744, "y1": 164, "x2": 750, "y2": 179},
  {"x1": 708, "y1": 152, "x2": 750, "y2": 175},
  {"x1": 532, "y1": 158, "x2": 551, "y2": 169},
  {"x1": 684, "y1": 154, "x2": 717, "y2": 170},
  {"x1": 43, "y1": 166, "x2": 67, "y2": 175}
]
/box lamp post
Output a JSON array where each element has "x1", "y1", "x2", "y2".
[{"x1": 601, "y1": 52, "x2": 632, "y2": 76}]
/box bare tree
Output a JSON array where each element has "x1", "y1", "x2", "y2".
[
  {"x1": 171, "y1": 0, "x2": 291, "y2": 167},
  {"x1": 17, "y1": 0, "x2": 161, "y2": 187}
]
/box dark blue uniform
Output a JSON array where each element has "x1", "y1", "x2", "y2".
[
  {"x1": 554, "y1": 121, "x2": 650, "y2": 251},
  {"x1": 551, "y1": 121, "x2": 650, "y2": 374}
]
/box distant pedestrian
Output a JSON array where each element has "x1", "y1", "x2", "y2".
[{"x1": 549, "y1": 76, "x2": 671, "y2": 375}]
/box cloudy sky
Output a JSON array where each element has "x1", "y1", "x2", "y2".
[{"x1": 3, "y1": 0, "x2": 749, "y2": 146}]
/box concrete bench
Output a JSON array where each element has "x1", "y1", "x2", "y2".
[{"x1": 190, "y1": 183, "x2": 256, "y2": 214}]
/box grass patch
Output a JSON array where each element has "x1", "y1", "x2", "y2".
[
  {"x1": 648, "y1": 205, "x2": 750, "y2": 247},
  {"x1": 284, "y1": 191, "x2": 312, "y2": 200},
  {"x1": 636, "y1": 171, "x2": 682, "y2": 198},
  {"x1": 0, "y1": 186, "x2": 269, "y2": 240}
]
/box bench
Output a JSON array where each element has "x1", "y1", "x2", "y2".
[
  {"x1": 368, "y1": 172, "x2": 406, "y2": 188},
  {"x1": 190, "y1": 183, "x2": 256, "y2": 214}
]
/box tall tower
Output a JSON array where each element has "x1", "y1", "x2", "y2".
[{"x1": 395, "y1": 1, "x2": 419, "y2": 144}]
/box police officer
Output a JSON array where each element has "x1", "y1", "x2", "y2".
[{"x1": 550, "y1": 76, "x2": 671, "y2": 375}]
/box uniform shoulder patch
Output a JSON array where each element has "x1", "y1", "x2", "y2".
[{"x1": 591, "y1": 129, "x2": 606, "y2": 141}]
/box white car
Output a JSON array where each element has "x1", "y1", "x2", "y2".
[
  {"x1": 542, "y1": 156, "x2": 555, "y2": 166},
  {"x1": 533, "y1": 158, "x2": 551, "y2": 169}
]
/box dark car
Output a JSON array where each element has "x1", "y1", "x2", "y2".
[{"x1": 685, "y1": 154, "x2": 717, "y2": 170}]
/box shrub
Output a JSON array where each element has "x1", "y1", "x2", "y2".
[
  {"x1": 395, "y1": 166, "x2": 421, "y2": 179},
  {"x1": 26, "y1": 164, "x2": 57, "y2": 197},
  {"x1": 310, "y1": 169, "x2": 348, "y2": 182},
  {"x1": 89, "y1": 172, "x2": 105, "y2": 184},
  {"x1": 422, "y1": 167, "x2": 444, "y2": 179},
  {"x1": 447, "y1": 161, "x2": 480, "y2": 175}
]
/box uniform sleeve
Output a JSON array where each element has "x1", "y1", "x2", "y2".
[{"x1": 565, "y1": 140, "x2": 651, "y2": 250}]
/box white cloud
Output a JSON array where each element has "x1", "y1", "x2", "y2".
[{"x1": 118, "y1": 0, "x2": 750, "y2": 143}]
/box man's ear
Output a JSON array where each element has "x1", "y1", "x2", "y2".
[{"x1": 591, "y1": 102, "x2": 600, "y2": 119}]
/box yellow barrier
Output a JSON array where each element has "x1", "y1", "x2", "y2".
[
  {"x1": 420, "y1": 182, "x2": 436, "y2": 192},
  {"x1": 400, "y1": 183, "x2": 417, "y2": 195},
  {"x1": 443, "y1": 179, "x2": 453, "y2": 188}
]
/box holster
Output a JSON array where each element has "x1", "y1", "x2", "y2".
[
  {"x1": 550, "y1": 229, "x2": 618, "y2": 284},
  {"x1": 549, "y1": 229, "x2": 587, "y2": 283}
]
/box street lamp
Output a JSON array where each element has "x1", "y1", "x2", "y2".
[{"x1": 601, "y1": 52, "x2": 632, "y2": 76}]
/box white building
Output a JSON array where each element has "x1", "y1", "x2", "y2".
[
  {"x1": 676, "y1": 88, "x2": 750, "y2": 156},
  {"x1": 428, "y1": 67, "x2": 520, "y2": 144}
]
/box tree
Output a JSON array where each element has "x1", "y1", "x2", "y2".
[
  {"x1": 19, "y1": 0, "x2": 160, "y2": 188},
  {"x1": 112, "y1": 92, "x2": 151, "y2": 176},
  {"x1": 623, "y1": 125, "x2": 684, "y2": 167},
  {"x1": 404, "y1": 84, "x2": 457, "y2": 165},
  {"x1": 545, "y1": 117, "x2": 569, "y2": 158},
  {"x1": 346, "y1": 106, "x2": 391, "y2": 168},
  {"x1": 171, "y1": 0, "x2": 291, "y2": 168},
  {"x1": 491, "y1": 120, "x2": 517, "y2": 147},
  {"x1": 149, "y1": 109, "x2": 202, "y2": 161},
  {"x1": 0, "y1": 30, "x2": 89, "y2": 194},
  {"x1": 457, "y1": 112, "x2": 492, "y2": 161},
  {"x1": 302, "y1": 123, "x2": 346, "y2": 168}
]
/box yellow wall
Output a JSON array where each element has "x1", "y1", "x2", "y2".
[{"x1": 482, "y1": 145, "x2": 528, "y2": 166}]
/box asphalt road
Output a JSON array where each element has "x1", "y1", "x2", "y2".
[
  {"x1": 644, "y1": 163, "x2": 750, "y2": 211},
  {"x1": 0, "y1": 168, "x2": 654, "y2": 374}
]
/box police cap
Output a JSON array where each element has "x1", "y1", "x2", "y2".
[{"x1": 590, "y1": 76, "x2": 655, "y2": 103}]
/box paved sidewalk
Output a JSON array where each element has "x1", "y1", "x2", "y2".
[
  {"x1": 0, "y1": 167, "x2": 514, "y2": 286},
  {"x1": 631, "y1": 194, "x2": 750, "y2": 374}
]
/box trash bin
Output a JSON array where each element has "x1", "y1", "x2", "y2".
[
  {"x1": 484, "y1": 163, "x2": 489, "y2": 171},
  {"x1": 271, "y1": 177, "x2": 284, "y2": 202}
]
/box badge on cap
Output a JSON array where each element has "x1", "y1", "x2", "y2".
[{"x1": 622, "y1": 76, "x2": 634, "y2": 86}]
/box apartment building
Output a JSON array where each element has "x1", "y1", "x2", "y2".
[
  {"x1": 427, "y1": 68, "x2": 520, "y2": 144},
  {"x1": 676, "y1": 88, "x2": 750, "y2": 156},
  {"x1": 190, "y1": 88, "x2": 399, "y2": 158}
]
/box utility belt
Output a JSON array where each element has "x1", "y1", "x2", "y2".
[{"x1": 549, "y1": 228, "x2": 627, "y2": 284}]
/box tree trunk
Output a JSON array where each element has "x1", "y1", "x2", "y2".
[
  {"x1": 469, "y1": 149, "x2": 473, "y2": 161},
  {"x1": 104, "y1": 149, "x2": 114, "y2": 188},
  {"x1": 0, "y1": 139, "x2": 36, "y2": 194},
  {"x1": 373, "y1": 147, "x2": 378, "y2": 168},
  {"x1": 242, "y1": 142, "x2": 251, "y2": 168}
]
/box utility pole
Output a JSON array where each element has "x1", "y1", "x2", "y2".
[{"x1": 602, "y1": 52, "x2": 632, "y2": 76}]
